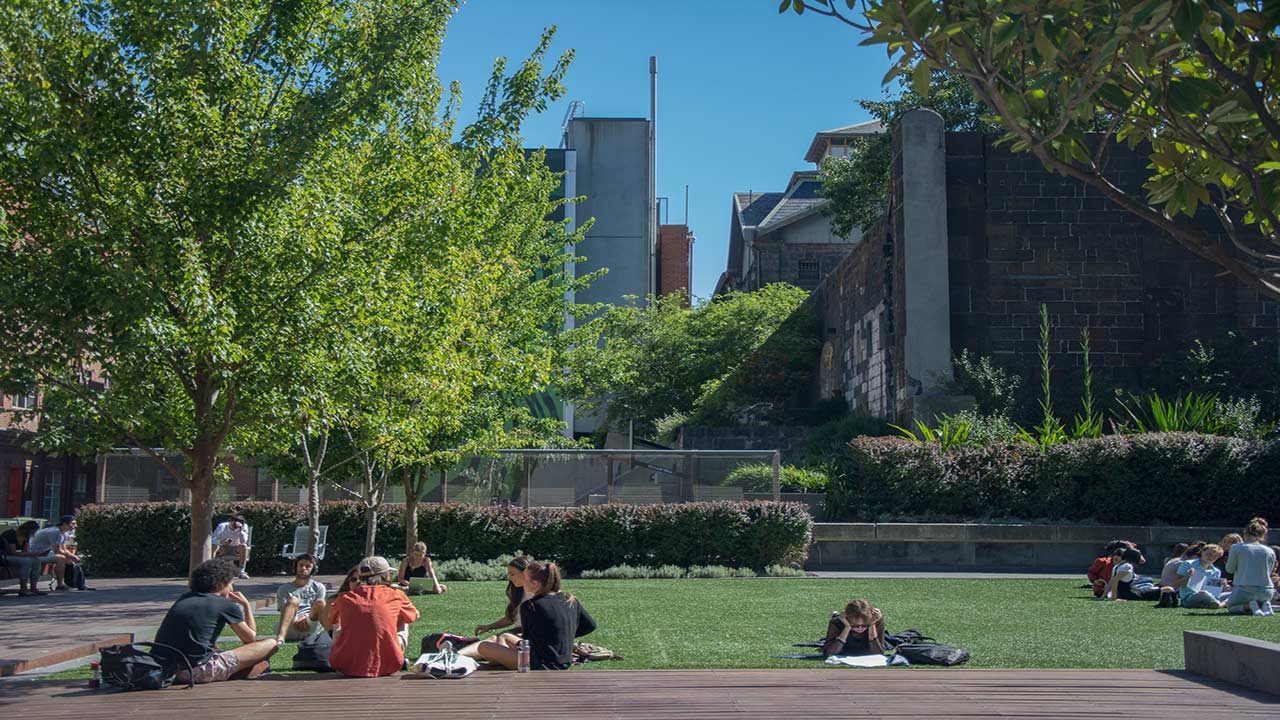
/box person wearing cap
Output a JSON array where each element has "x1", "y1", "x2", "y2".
[
  {"x1": 26, "y1": 516, "x2": 77, "y2": 591},
  {"x1": 212, "y1": 515, "x2": 252, "y2": 579},
  {"x1": 326, "y1": 556, "x2": 419, "y2": 677}
]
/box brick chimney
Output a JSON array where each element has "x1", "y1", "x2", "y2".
[{"x1": 657, "y1": 224, "x2": 693, "y2": 305}]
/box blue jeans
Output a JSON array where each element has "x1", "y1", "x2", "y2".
[
  {"x1": 1226, "y1": 585, "x2": 1273, "y2": 613},
  {"x1": 2, "y1": 556, "x2": 40, "y2": 584}
]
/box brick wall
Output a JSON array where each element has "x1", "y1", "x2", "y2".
[
  {"x1": 657, "y1": 224, "x2": 691, "y2": 302},
  {"x1": 946, "y1": 133, "x2": 1278, "y2": 383}
]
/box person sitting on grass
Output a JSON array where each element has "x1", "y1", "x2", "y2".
[
  {"x1": 823, "y1": 599, "x2": 886, "y2": 658},
  {"x1": 1, "y1": 520, "x2": 58, "y2": 596},
  {"x1": 454, "y1": 556, "x2": 532, "y2": 659},
  {"x1": 1160, "y1": 543, "x2": 1190, "y2": 586},
  {"x1": 212, "y1": 515, "x2": 252, "y2": 580},
  {"x1": 327, "y1": 556, "x2": 419, "y2": 677},
  {"x1": 476, "y1": 561, "x2": 596, "y2": 671},
  {"x1": 1103, "y1": 548, "x2": 1162, "y2": 601},
  {"x1": 276, "y1": 553, "x2": 328, "y2": 641},
  {"x1": 1087, "y1": 540, "x2": 1135, "y2": 598},
  {"x1": 396, "y1": 541, "x2": 446, "y2": 594},
  {"x1": 152, "y1": 558, "x2": 300, "y2": 684},
  {"x1": 1177, "y1": 544, "x2": 1229, "y2": 610},
  {"x1": 1218, "y1": 533, "x2": 1243, "y2": 582},
  {"x1": 1224, "y1": 518, "x2": 1275, "y2": 616}
]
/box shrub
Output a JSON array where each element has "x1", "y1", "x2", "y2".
[
  {"x1": 795, "y1": 413, "x2": 889, "y2": 465},
  {"x1": 765, "y1": 564, "x2": 806, "y2": 577},
  {"x1": 686, "y1": 565, "x2": 757, "y2": 578},
  {"x1": 75, "y1": 500, "x2": 814, "y2": 577},
  {"x1": 825, "y1": 433, "x2": 1280, "y2": 525},
  {"x1": 725, "y1": 463, "x2": 830, "y2": 493}
]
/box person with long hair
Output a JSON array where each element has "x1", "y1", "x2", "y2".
[
  {"x1": 397, "y1": 541, "x2": 446, "y2": 594},
  {"x1": 823, "y1": 599, "x2": 886, "y2": 657},
  {"x1": 1, "y1": 520, "x2": 51, "y2": 596},
  {"x1": 476, "y1": 560, "x2": 596, "y2": 670},
  {"x1": 475, "y1": 556, "x2": 533, "y2": 636},
  {"x1": 1177, "y1": 544, "x2": 1229, "y2": 610},
  {"x1": 1224, "y1": 518, "x2": 1276, "y2": 616}
]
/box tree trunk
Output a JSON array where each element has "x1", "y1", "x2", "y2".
[
  {"x1": 308, "y1": 468, "x2": 321, "y2": 557},
  {"x1": 363, "y1": 503, "x2": 378, "y2": 557},
  {"x1": 403, "y1": 467, "x2": 420, "y2": 556},
  {"x1": 187, "y1": 453, "x2": 217, "y2": 574}
]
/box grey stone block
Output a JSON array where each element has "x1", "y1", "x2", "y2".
[{"x1": 1185, "y1": 631, "x2": 1280, "y2": 697}]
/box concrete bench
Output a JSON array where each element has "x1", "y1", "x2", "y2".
[{"x1": 1184, "y1": 631, "x2": 1280, "y2": 697}]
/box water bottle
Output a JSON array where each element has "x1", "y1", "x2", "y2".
[
  {"x1": 517, "y1": 639, "x2": 530, "y2": 673},
  {"x1": 440, "y1": 640, "x2": 454, "y2": 661}
]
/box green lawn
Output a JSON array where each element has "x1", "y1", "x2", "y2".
[{"x1": 46, "y1": 578, "x2": 1280, "y2": 678}]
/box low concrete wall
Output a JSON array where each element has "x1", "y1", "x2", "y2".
[
  {"x1": 1185, "y1": 631, "x2": 1280, "y2": 697},
  {"x1": 807, "y1": 522, "x2": 1269, "y2": 572}
]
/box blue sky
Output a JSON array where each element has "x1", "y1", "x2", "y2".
[{"x1": 437, "y1": 0, "x2": 894, "y2": 300}]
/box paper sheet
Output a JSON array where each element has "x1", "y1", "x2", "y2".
[{"x1": 823, "y1": 653, "x2": 909, "y2": 667}]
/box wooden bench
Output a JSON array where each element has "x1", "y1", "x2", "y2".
[{"x1": 1185, "y1": 630, "x2": 1280, "y2": 697}]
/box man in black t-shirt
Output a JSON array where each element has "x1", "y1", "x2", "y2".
[{"x1": 152, "y1": 558, "x2": 299, "y2": 683}]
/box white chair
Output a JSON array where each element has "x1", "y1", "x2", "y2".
[{"x1": 281, "y1": 525, "x2": 328, "y2": 561}]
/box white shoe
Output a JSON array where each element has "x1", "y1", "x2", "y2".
[
  {"x1": 238, "y1": 570, "x2": 250, "y2": 580},
  {"x1": 1261, "y1": 602, "x2": 1275, "y2": 617},
  {"x1": 1249, "y1": 600, "x2": 1262, "y2": 615}
]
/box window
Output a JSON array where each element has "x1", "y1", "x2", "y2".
[
  {"x1": 797, "y1": 259, "x2": 820, "y2": 286},
  {"x1": 43, "y1": 471, "x2": 62, "y2": 520},
  {"x1": 9, "y1": 388, "x2": 37, "y2": 410}
]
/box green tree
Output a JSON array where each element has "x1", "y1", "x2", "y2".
[
  {"x1": 565, "y1": 284, "x2": 811, "y2": 437},
  {"x1": 783, "y1": 0, "x2": 1280, "y2": 299},
  {"x1": 0, "y1": 0, "x2": 570, "y2": 571},
  {"x1": 820, "y1": 70, "x2": 998, "y2": 236}
]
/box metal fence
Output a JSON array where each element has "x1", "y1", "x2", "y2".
[{"x1": 436, "y1": 449, "x2": 783, "y2": 507}]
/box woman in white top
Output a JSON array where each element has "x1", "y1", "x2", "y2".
[{"x1": 456, "y1": 556, "x2": 532, "y2": 659}]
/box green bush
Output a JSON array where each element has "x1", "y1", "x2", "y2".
[
  {"x1": 725, "y1": 463, "x2": 830, "y2": 493},
  {"x1": 826, "y1": 433, "x2": 1280, "y2": 525},
  {"x1": 75, "y1": 500, "x2": 814, "y2": 577}
]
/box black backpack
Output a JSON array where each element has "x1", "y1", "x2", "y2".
[
  {"x1": 291, "y1": 632, "x2": 333, "y2": 672},
  {"x1": 893, "y1": 639, "x2": 971, "y2": 666},
  {"x1": 99, "y1": 642, "x2": 194, "y2": 691}
]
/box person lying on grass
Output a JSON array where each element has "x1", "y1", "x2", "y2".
[
  {"x1": 476, "y1": 561, "x2": 596, "y2": 670},
  {"x1": 152, "y1": 558, "x2": 300, "y2": 684},
  {"x1": 1103, "y1": 548, "x2": 1162, "y2": 602},
  {"x1": 276, "y1": 553, "x2": 328, "y2": 641},
  {"x1": 823, "y1": 599, "x2": 885, "y2": 658}
]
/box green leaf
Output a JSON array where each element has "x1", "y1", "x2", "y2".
[
  {"x1": 1173, "y1": 0, "x2": 1204, "y2": 43},
  {"x1": 912, "y1": 62, "x2": 931, "y2": 99},
  {"x1": 1258, "y1": 162, "x2": 1280, "y2": 173},
  {"x1": 778, "y1": 0, "x2": 791, "y2": 13},
  {"x1": 1034, "y1": 28, "x2": 1058, "y2": 62},
  {"x1": 1167, "y1": 80, "x2": 1204, "y2": 114},
  {"x1": 792, "y1": 0, "x2": 805, "y2": 15}
]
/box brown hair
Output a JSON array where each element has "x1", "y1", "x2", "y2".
[
  {"x1": 1244, "y1": 517, "x2": 1270, "y2": 541},
  {"x1": 504, "y1": 556, "x2": 532, "y2": 621},
  {"x1": 16, "y1": 520, "x2": 39, "y2": 540},
  {"x1": 337, "y1": 567, "x2": 360, "y2": 595},
  {"x1": 1221, "y1": 533, "x2": 1244, "y2": 548},
  {"x1": 1201, "y1": 543, "x2": 1223, "y2": 560},
  {"x1": 1181, "y1": 541, "x2": 1207, "y2": 560},
  {"x1": 843, "y1": 598, "x2": 879, "y2": 624},
  {"x1": 526, "y1": 560, "x2": 574, "y2": 604}
]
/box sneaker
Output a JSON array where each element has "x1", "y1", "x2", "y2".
[
  {"x1": 1249, "y1": 600, "x2": 1262, "y2": 615},
  {"x1": 54, "y1": 585, "x2": 71, "y2": 592},
  {"x1": 1261, "y1": 602, "x2": 1275, "y2": 617},
  {"x1": 238, "y1": 570, "x2": 250, "y2": 580}
]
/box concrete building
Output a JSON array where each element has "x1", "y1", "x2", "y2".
[{"x1": 717, "y1": 120, "x2": 880, "y2": 295}]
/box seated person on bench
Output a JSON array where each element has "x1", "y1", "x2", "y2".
[
  {"x1": 212, "y1": 515, "x2": 251, "y2": 579},
  {"x1": 29, "y1": 515, "x2": 86, "y2": 591},
  {"x1": 2, "y1": 520, "x2": 58, "y2": 595},
  {"x1": 152, "y1": 558, "x2": 299, "y2": 684}
]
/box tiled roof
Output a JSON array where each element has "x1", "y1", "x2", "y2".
[
  {"x1": 733, "y1": 192, "x2": 785, "y2": 227},
  {"x1": 758, "y1": 180, "x2": 829, "y2": 232}
]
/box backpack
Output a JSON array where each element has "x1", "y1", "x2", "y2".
[
  {"x1": 892, "y1": 640, "x2": 971, "y2": 666},
  {"x1": 573, "y1": 642, "x2": 623, "y2": 663},
  {"x1": 409, "y1": 646, "x2": 477, "y2": 679},
  {"x1": 882, "y1": 629, "x2": 925, "y2": 649},
  {"x1": 291, "y1": 631, "x2": 333, "y2": 672},
  {"x1": 99, "y1": 642, "x2": 194, "y2": 691}
]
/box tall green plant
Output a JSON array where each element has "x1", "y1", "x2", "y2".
[
  {"x1": 1071, "y1": 327, "x2": 1104, "y2": 439},
  {"x1": 1021, "y1": 305, "x2": 1067, "y2": 447},
  {"x1": 1115, "y1": 392, "x2": 1222, "y2": 434}
]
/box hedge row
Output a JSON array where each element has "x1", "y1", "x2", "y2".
[
  {"x1": 75, "y1": 500, "x2": 814, "y2": 577},
  {"x1": 826, "y1": 433, "x2": 1280, "y2": 525}
]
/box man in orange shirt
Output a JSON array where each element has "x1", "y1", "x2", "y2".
[{"x1": 327, "y1": 556, "x2": 419, "y2": 677}]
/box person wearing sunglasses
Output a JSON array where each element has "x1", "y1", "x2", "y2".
[{"x1": 823, "y1": 598, "x2": 885, "y2": 658}]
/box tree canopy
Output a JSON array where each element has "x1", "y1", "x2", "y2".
[
  {"x1": 783, "y1": 0, "x2": 1280, "y2": 299},
  {"x1": 0, "y1": 0, "x2": 580, "y2": 570}
]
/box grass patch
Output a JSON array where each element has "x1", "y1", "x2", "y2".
[{"x1": 43, "y1": 578, "x2": 1280, "y2": 679}]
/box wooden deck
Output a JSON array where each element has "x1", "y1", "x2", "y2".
[{"x1": 1, "y1": 669, "x2": 1275, "y2": 718}]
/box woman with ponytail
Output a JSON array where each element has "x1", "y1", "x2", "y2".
[
  {"x1": 476, "y1": 560, "x2": 597, "y2": 670},
  {"x1": 1224, "y1": 518, "x2": 1276, "y2": 616}
]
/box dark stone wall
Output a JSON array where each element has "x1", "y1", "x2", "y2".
[{"x1": 945, "y1": 132, "x2": 1278, "y2": 383}]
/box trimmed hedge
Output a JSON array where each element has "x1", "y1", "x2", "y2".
[
  {"x1": 75, "y1": 500, "x2": 813, "y2": 577},
  {"x1": 827, "y1": 433, "x2": 1280, "y2": 525}
]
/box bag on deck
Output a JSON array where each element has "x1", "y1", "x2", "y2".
[
  {"x1": 291, "y1": 631, "x2": 333, "y2": 671},
  {"x1": 892, "y1": 640, "x2": 971, "y2": 666},
  {"x1": 410, "y1": 647, "x2": 477, "y2": 679},
  {"x1": 100, "y1": 642, "x2": 194, "y2": 691}
]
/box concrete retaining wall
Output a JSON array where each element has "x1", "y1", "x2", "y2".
[
  {"x1": 1185, "y1": 631, "x2": 1280, "y2": 697},
  {"x1": 807, "y1": 522, "x2": 1271, "y2": 572}
]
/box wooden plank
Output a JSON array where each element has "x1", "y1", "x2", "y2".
[{"x1": 0, "y1": 669, "x2": 1275, "y2": 719}]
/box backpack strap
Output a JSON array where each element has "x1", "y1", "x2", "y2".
[{"x1": 136, "y1": 641, "x2": 196, "y2": 689}]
